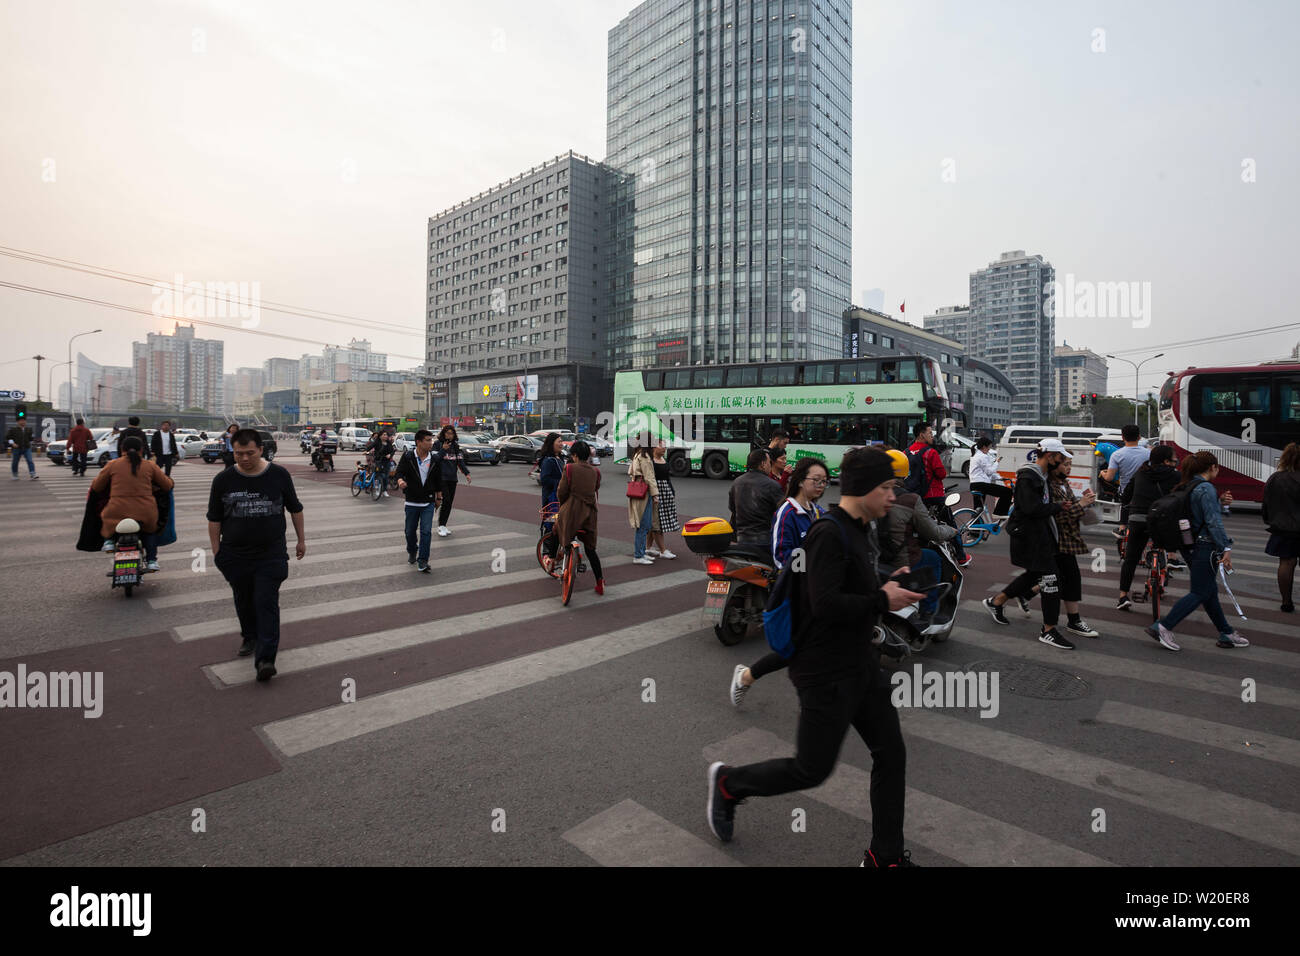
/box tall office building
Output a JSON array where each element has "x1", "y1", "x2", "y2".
[
  {"x1": 922, "y1": 305, "x2": 972, "y2": 353},
  {"x1": 1054, "y1": 344, "x2": 1108, "y2": 410},
  {"x1": 967, "y1": 251, "x2": 1056, "y2": 423},
  {"x1": 604, "y1": 0, "x2": 852, "y2": 368},
  {"x1": 131, "y1": 322, "x2": 223, "y2": 412},
  {"x1": 263, "y1": 357, "x2": 300, "y2": 390},
  {"x1": 425, "y1": 151, "x2": 611, "y2": 423}
]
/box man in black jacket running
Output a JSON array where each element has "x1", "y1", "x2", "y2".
[
  {"x1": 394, "y1": 429, "x2": 442, "y2": 573},
  {"x1": 707, "y1": 446, "x2": 924, "y2": 866}
]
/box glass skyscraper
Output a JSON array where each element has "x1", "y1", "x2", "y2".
[{"x1": 604, "y1": 0, "x2": 851, "y2": 369}]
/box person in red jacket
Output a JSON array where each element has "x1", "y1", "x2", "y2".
[
  {"x1": 67, "y1": 418, "x2": 93, "y2": 476},
  {"x1": 907, "y1": 422, "x2": 970, "y2": 567}
]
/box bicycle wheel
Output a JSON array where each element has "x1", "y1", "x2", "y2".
[
  {"x1": 537, "y1": 531, "x2": 560, "y2": 578},
  {"x1": 951, "y1": 508, "x2": 986, "y2": 548},
  {"x1": 351, "y1": 471, "x2": 364, "y2": 497},
  {"x1": 561, "y1": 544, "x2": 577, "y2": 605},
  {"x1": 371, "y1": 474, "x2": 384, "y2": 501}
]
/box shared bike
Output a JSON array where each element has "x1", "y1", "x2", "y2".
[
  {"x1": 535, "y1": 503, "x2": 589, "y2": 605},
  {"x1": 351, "y1": 456, "x2": 390, "y2": 501},
  {"x1": 952, "y1": 480, "x2": 1015, "y2": 548}
]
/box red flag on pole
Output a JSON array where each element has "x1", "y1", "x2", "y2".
[{"x1": 899, "y1": 301, "x2": 906, "y2": 313}]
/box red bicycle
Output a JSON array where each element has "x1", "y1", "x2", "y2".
[{"x1": 1129, "y1": 543, "x2": 1172, "y2": 622}]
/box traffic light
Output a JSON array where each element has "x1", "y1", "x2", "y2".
[
  {"x1": 14, "y1": 403, "x2": 26, "y2": 421},
  {"x1": 1080, "y1": 393, "x2": 1087, "y2": 406},
  {"x1": 1090, "y1": 393, "x2": 1099, "y2": 405}
]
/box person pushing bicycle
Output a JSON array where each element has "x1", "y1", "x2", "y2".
[{"x1": 555, "y1": 440, "x2": 605, "y2": 596}]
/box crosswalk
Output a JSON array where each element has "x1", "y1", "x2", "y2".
[{"x1": 4, "y1": 460, "x2": 1297, "y2": 866}]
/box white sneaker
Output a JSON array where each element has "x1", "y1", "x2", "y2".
[
  {"x1": 438, "y1": 526, "x2": 449, "y2": 537},
  {"x1": 659, "y1": 550, "x2": 677, "y2": 559},
  {"x1": 633, "y1": 556, "x2": 655, "y2": 565},
  {"x1": 382, "y1": 491, "x2": 390, "y2": 497},
  {"x1": 645, "y1": 548, "x2": 661, "y2": 556},
  {"x1": 101, "y1": 540, "x2": 115, "y2": 552},
  {"x1": 729, "y1": 664, "x2": 750, "y2": 708},
  {"x1": 146, "y1": 560, "x2": 160, "y2": 571}
]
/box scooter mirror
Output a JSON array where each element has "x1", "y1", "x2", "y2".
[{"x1": 944, "y1": 492, "x2": 961, "y2": 508}]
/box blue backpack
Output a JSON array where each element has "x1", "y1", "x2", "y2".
[{"x1": 762, "y1": 514, "x2": 851, "y2": 659}]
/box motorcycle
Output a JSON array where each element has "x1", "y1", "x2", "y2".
[
  {"x1": 875, "y1": 536, "x2": 964, "y2": 660},
  {"x1": 682, "y1": 516, "x2": 776, "y2": 645},
  {"x1": 311, "y1": 439, "x2": 337, "y2": 472},
  {"x1": 107, "y1": 518, "x2": 152, "y2": 598}
]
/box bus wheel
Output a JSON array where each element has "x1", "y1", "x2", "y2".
[
  {"x1": 703, "y1": 452, "x2": 729, "y2": 480},
  {"x1": 668, "y1": 451, "x2": 690, "y2": 478}
]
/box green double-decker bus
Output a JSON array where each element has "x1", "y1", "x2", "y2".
[{"x1": 611, "y1": 355, "x2": 957, "y2": 479}]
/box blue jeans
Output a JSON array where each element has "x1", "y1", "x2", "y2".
[
  {"x1": 915, "y1": 548, "x2": 942, "y2": 613},
  {"x1": 634, "y1": 500, "x2": 654, "y2": 557},
  {"x1": 404, "y1": 504, "x2": 435, "y2": 566},
  {"x1": 1160, "y1": 542, "x2": 1231, "y2": 635},
  {"x1": 10, "y1": 448, "x2": 34, "y2": 475}
]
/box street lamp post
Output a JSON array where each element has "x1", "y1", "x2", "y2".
[
  {"x1": 68, "y1": 329, "x2": 103, "y2": 413},
  {"x1": 1105, "y1": 352, "x2": 1165, "y2": 430},
  {"x1": 49, "y1": 360, "x2": 72, "y2": 410}
]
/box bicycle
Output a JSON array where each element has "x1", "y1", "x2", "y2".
[
  {"x1": 952, "y1": 481, "x2": 1015, "y2": 548},
  {"x1": 537, "y1": 502, "x2": 561, "y2": 578},
  {"x1": 350, "y1": 458, "x2": 385, "y2": 501},
  {"x1": 1129, "y1": 542, "x2": 1172, "y2": 622}
]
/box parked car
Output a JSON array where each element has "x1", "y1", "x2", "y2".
[
  {"x1": 46, "y1": 427, "x2": 117, "y2": 466},
  {"x1": 530, "y1": 429, "x2": 576, "y2": 442},
  {"x1": 496, "y1": 435, "x2": 545, "y2": 463},
  {"x1": 937, "y1": 430, "x2": 976, "y2": 477},
  {"x1": 393, "y1": 431, "x2": 416, "y2": 455},
  {"x1": 201, "y1": 430, "x2": 278, "y2": 463},
  {"x1": 564, "y1": 433, "x2": 614, "y2": 460}
]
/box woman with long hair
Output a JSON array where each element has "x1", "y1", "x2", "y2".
[
  {"x1": 433, "y1": 425, "x2": 472, "y2": 535},
  {"x1": 556, "y1": 440, "x2": 605, "y2": 595},
  {"x1": 90, "y1": 436, "x2": 174, "y2": 570},
  {"x1": 626, "y1": 440, "x2": 658, "y2": 564},
  {"x1": 729, "y1": 455, "x2": 831, "y2": 707},
  {"x1": 646, "y1": 440, "x2": 680, "y2": 559},
  {"x1": 1147, "y1": 451, "x2": 1248, "y2": 651},
  {"x1": 538, "y1": 432, "x2": 565, "y2": 568},
  {"x1": 1262, "y1": 442, "x2": 1300, "y2": 612},
  {"x1": 221, "y1": 423, "x2": 239, "y2": 468}
]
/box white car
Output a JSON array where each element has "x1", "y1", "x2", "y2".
[
  {"x1": 338, "y1": 427, "x2": 373, "y2": 451},
  {"x1": 176, "y1": 435, "x2": 208, "y2": 459}
]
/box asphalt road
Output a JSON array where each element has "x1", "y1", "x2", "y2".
[{"x1": 1, "y1": 450, "x2": 1297, "y2": 866}]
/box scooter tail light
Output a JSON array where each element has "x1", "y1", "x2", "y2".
[{"x1": 705, "y1": 558, "x2": 727, "y2": 576}]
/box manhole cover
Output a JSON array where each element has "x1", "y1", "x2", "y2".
[{"x1": 966, "y1": 659, "x2": 1091, "y2": 700}]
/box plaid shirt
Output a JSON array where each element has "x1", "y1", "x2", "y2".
[{"x1": 1049, "y1": 475, "x2": 1089, "y2": 555}]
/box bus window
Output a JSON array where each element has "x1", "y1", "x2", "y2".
[
  {"x1": 719, "y1": 415, "x2": 750, "y2": 442},
  {"x1": 880, "y1": 361, "x2": 898, "y2": 383},
  {"x1": 831, "y1": 416, "x2": 884, "y2": 444},
  {"x1": 667, "y1": 369, "x2": 691, "y2": 389},
  {"x1": 725, "y1": 366, "x2": 758, "y2": 388},
  {"x1": 787, "y1": 415, "x2": 831, "y2": 444},
  {"x1": 859, "y1": 360, "x2": 880, "y2": 383},
  {"x1": 1280, "y1": 378, "x2": 1300, "y2": 423},
  {"x1": 754, "y1": 417, "x2": 784, "y2": 443},
  {"x1": 897, "y1": 359, "x2": 918, "y2": 381},
  {"x1": 760, "y1": 365, "x2": 796, "y2": 387},
  {"x1": 644, "y1": 371, "x2": 663, "y2": 390},
  {"x1": 808, "y1": 363, "x2": 837, "y2": 385},
  {"x1": 692, "y1": 370, "x2": 708, "y2": 388},
  {"x1": 837, "y1": 363, "x2": 858, "y2": 384},
  {"x1": 705, "y1": 368, "x2": 724, "y2": 388}
]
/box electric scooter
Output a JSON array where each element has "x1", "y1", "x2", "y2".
[{"x1": 107, "y1": 518, "x2": 153, "y2": 599}]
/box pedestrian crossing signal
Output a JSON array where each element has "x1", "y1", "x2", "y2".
[{"x1": 14, "y1": 404, "x2": 26, "y2": 421}]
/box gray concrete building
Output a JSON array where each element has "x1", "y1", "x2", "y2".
[
  {"x1": 425, "y1": 151, "x2": 610, "y2": 426},
  {"x1": 921, "y1": 305, "x2": 972, "y2": 353},
  {"x1": 842, "y1": 306, "x2": 965, "y2": 410},
  {"x1": 1054, "y1": 343, "x2": 1108, "y2": 410},
  {"x1": 967, "y1": 251, "x2": 1056, "y2": 423},
  {"x1": 604, "y1": 0, "x2": 853, "y2": 369},
  {"x1": 962, "y1": 356, "x2": 1018, "y2": 437}
]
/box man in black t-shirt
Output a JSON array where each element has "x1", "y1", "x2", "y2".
[{"x1": 207, "y1": 428, "x2": 306, "y2": 682}]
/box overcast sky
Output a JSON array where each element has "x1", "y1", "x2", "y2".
[{"x1": 2, "y1": 0, "x2": 1297, "y2": 403}]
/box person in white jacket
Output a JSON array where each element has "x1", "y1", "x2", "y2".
[{"x1": 968, "y1": 437, "x2": 1012, "y2": 518}]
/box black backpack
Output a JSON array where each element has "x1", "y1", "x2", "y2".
[
  {"x1": 902, "y1": 447, "x2": 929, "y2": 495},
  {"x1": 1147, "y1": 483, "x2": 1199, "y2": 550}
]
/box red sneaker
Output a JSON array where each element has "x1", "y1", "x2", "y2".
[{"x1": 594, "y1": 579, "x2": 605, "y2": 596}]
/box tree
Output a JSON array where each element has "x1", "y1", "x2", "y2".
[{"x1": 129, "y1": 399, "x2": 148, "y2": 410}]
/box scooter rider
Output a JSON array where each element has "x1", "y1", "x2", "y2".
[
  {"x1": 878, "y1": 448, "x2": 957, "y2": 629},
  {"x1": 728, "y1": 447, "x2": 786, "y2": 550}
]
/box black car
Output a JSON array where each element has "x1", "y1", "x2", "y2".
[
  {"x1": 201, "y1": 430, "x2": 279, "y2": 464},
  {"x1": 497, "y1": 435, "x2": 545, "y2": 463}
]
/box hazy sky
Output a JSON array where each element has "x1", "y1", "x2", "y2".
[{"x1": 2, "y1": 0, "x2": 1297, "y2": 403}]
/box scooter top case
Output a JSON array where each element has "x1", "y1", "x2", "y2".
[{"x1": 682, "y1": 516, "x2": 736, "y2": 556}]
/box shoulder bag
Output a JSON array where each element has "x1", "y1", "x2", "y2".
[{"x1": 626, "y1": 459, "x2": 649, "y2": 499}]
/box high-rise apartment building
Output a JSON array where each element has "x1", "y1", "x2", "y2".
[
  {"x1": 604, "y1": 0, "x2": 852, "y2": 368},
  {"x1": 425, "y1": 151, "x2": 610, "y2": 423},
  {"x1": 922, "y1": 305, "x2": 973, "y2": 354},
  {"x1": 263, "y1": 357, "x2": 300, "y2": 390},
  {"x1": 1054, "y1": 344, "x2": 1108, "y2": 409},
  {"x1": 131, "y1": 322, "x2": 223, "y2": 412},
  {"x1": 967, "y1": 251, "x2": 1056, "y2": 423}
]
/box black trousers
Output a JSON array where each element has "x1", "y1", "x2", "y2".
[
  {"x1": 750, "y1": 651, "x2": 789, "y2": 680},
  {"x1": 1003, "y1": 568, "x2": 1061, "y2": 626},
  {"x1": 215, "y1": 552, "x2": 289, "y2": 665},
  {"x1": 158, "y1": 454, "x2": 176, "y2": 476},
  {"x1": 438, "y1": 481, "x2": 457, "y2": 526},
  {"x1": 723, "y1": 676, "x2": 906, "y2": 860},
  {"x1": 69, "y1": 451, "x2": 87, "y2": 474},
  {"x1": 1119, "y1": 521, "x2": 1149, "y2": 593},
  {"x1": 1055, "y1": 553, "x2": 1082, "y2": 602},
  {"x1": 970, "y1": 482, "x2": 1012, "y2": 517}
]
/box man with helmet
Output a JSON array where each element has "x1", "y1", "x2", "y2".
[{"x1": 877, "y1": 448, "x2": 958, "y2": 629}]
